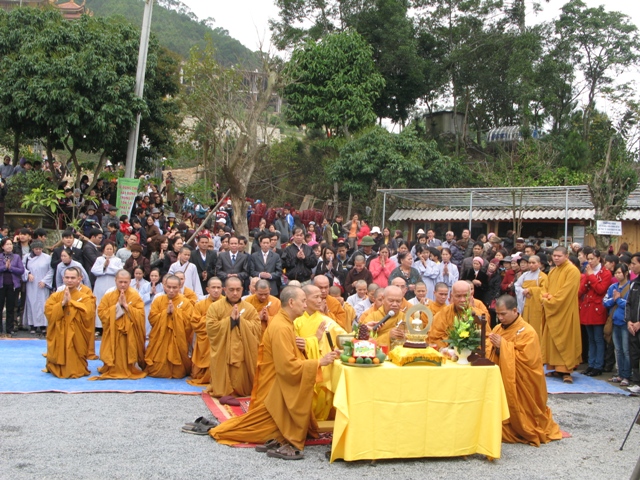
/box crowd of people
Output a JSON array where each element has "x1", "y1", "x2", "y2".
[{"x1": 1, "y1": 167, "x2": 639, "y2": 458}]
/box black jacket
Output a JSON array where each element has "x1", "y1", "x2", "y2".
[
  {"x1": 625, "y1": 277, "x2": 640, "y2": 323},
  {"x1": 281, "y1": 243, "x2": 317, "y2": 282}
]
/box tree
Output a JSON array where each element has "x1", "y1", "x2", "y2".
[
  {"x1": 0, "y1": 8, "x2": 181, "y2": 185},
  {"x1": 556, "y1": 0, "x2": 640, "y2": 140},
  {"x1": 284, "y1": 31, "x2": 385, "y2": 138},
  {"x1": 353, "y1": 0, "x2": 425, "y2": 125},
  {"x1": 182, "y1": 41, "x2": 282, "y2": 240},
  {"x1": 327, "y1": 125, "x2": 465, "y2": 219}
]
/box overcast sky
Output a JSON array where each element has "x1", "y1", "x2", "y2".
[{"x1": 181, "y1": 0, "x2": 640, "y2": 51}]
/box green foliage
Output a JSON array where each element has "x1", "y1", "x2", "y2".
[
  {"x1": 86, "y1": 0, "x2": 258, "y2": 66},
  {"x1": 353, "y1": 0, "x2": 426, "y2": 124},
  {"x1": 328, "y1": 125, "x2": 461, "y2": 200},
  {"x1": 0, "y1": 7, "x2": 182, "y2": 179},
  {"x1": 445, "y1": 308, "x2": 482, "y2": 352},
  {"x1": 284, "y1": 31, "x2": 385, "y2": 137},
  {"x1": 4, "y1": 171, "x2": 53, "y2": 211},
  {"x1": 21, "y1": 187, "x2": 65, "y2": 215},
  {"x1": 556, "y1": 0, "x2": 640, "y2": 139}
]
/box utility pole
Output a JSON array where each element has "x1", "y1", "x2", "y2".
[{"x1": 124, "y1": 0, "x2": 154, "y2": 179}]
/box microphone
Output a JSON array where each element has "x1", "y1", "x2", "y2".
[{"x1": 373, "y1": 310, "x2": 395, "y2": 331}]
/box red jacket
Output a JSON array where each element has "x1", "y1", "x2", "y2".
[{"x1": 579, "y1": 267, "x2": 612, "y2": 325}]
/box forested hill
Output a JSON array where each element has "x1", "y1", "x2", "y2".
[{"x1": 85, "y1": 0, "x2": 258, "y2": 66}]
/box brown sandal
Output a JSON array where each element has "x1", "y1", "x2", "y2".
[
  {"x1": 562, "y1": 374, "x2": 573, "y2": 384},
  {"x1": 255, "y1": 439, "x2": 281, "y2": 452},
  {"x1": 545, "y1": 371, "x2": 561, "y2": 378},
  {"x1": 266, "y1": 443, "x2": 304, "y2": 460}
]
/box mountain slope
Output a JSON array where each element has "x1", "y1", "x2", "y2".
[{"x1": 86, "y1": 0, "x2": 258, "y2": 66}]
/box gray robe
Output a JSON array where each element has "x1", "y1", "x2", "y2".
[{"x1": 22, "y1": 253, "x2": 54, "y2": 327}]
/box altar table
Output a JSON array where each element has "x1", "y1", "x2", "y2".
[{"x1": 329, "y1": 360, "x2": 509, "y2": 462}]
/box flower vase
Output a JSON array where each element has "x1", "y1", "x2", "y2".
[{"x1": 456, "y1": 348, "x2": 472, "y2": 365}]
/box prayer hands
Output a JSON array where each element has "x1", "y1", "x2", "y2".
[
  {"x1": 295, "y1": 336, "x2": 306, "y2": 352},
  {"x1": 119, "y1": 291, "x2": 129, "y2": 311},
  {"x1": 585, "y1": 265, "x2": 593, "y2": 275},
  {"x1": 202, "y1": 271, "x2": 208, "y2": 281},
  {"x1": 489, "y1": 333, "x2": 502, "y2": 348},
  {"x1": 613, "y1": 290, "x2": 621, "y2": 301},
  {"x1": 28, "y1": 274, "x2": 34, "y2": 282},
  {"x1": 315, "y1": 320, "x2": 327, "y2": 341},
  {"x1": 104, "y1": 258, "x2": 110, "y2": 268},
  {"x1": 319, "y1": 300, "x2": 328, "y2": 314},
  {"x1": 259, "y1": 307, "x2": 269, "y2": 323},
  {"x1": 5, "y1": 258, "x2": 11, "y2": 270},
  {"x1": 230, "y1": 305, "x2": 240, "y2": 321},
  {"x1": 296, "y1": 249, "x2": 305, "y2": 260},
  {"x1": 319, "y1": 349, "x2": 340, "y2": 366},
  {"x1": 62, "y1": 287, "x2": 71, "y2": 306},
  {"x1": 167, "y1": 300, "x2": 174, "y2": 315}
]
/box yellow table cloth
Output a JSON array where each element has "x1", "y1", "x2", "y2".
[{"x1": 330, "y1": 361, "x2": 509, "y2": 462}]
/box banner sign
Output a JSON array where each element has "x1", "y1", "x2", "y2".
[
  {"x1": 116, "y1": 178, "x2": 140, "y2": 217},
  {"x1": 596, "y1": 220, "x2": 622, "y2": 236}
]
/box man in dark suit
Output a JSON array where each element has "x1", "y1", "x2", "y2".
[
  {"x1": 82, "y1": 228, "x2": 103, "y2": 287},
  {"x1": 190, "y1": 235, "x2": 217, "y2": 293},
  {"x1": 250, "y1": 234, "x2": 282, "y2": 296},
  {"x1": 50, "y1": 230, "x2": 84, "y2": 288},
  {"x1": 281, "y1": 227, "x2": 317, "y2": 284},
  {"x1": 216, "y1": 235, "x2": 250, "y2": 287}
]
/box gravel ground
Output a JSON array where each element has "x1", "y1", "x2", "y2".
[{"x1": 1, "y1": 393, "x2": 639, "y2": 479}]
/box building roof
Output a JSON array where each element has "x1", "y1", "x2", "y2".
[
  {"x1": 378, "y1": 185, "x2": 601, "y2": 210},
  {"x1": 381, "y1": 184, "x2": 640, "y2": 223}
]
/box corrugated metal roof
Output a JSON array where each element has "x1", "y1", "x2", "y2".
[{"x1": 388, "y1": 208, "x2": 640, "y2": 222}]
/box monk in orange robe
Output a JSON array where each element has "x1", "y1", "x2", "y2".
[
  {"x1": 541, "y1": 246, "x2": 582, "y2": 383},
  {"x1": 210, "y1": 286, "x2": 339, "y2": 459},
  {"x1": 359, "y1": 287, "x2": 385, "y2": 324},
  {"x1": 428, "y1": 282, "x2": 449, "y2": 316},
  {"x1": 313, "y1": 275, "x2": 348, "y2": 332},
  {"x1": 245, "y1": 279, "x2": 281, "y2": 333},
  {"x1": 428, "y1": 281, "x2": 487, "y2": 350},
  {"x1": 363, "y1": 286, "x2": 407, "y2": 349},
  {"x1": 487, "y1": 295, "x2": 562, "y2": 446},
  {"x1": 145, "y1": 275, "x2": 193, "y2": 378},
  {"x1": 187, "y1": 277, "x2": 223, "y2": 387},
  {"x1": 90, "y1": 270, "x2": 146, "y2": 380},
  {"x1": 174, "y1": 271, "x2": 199, "y2": 305},
  {"x1": 205, "y1": 277, "x2": 262, "y2": 397},
  {"x1": 44, "y1": 267, "x2": 95, "y2": 378}
]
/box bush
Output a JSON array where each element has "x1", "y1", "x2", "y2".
[{"x1": 5, "y1": 171, "x2": 54, "y2": 211}]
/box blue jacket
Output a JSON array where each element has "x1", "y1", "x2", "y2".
[{"x1": 604, "y1": 281, "x2": 630, "y2": 326}]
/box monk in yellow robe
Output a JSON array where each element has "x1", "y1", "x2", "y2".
[
  {"x1": 210, "y1": 286, "x2": 339, "y2": 458},
  {"x1": 44, "y1": 267, "x2": 95, "y2": 378},
  {"x1": 187, "y1": 277, "x2": 223, "y2": 387},
  {"x1": 515, "y1": 255, "x2": 547, "y2": 339},
  {"x1": 313, "y1": 275, "x2": 348, "y2": 332},
  {"x1": 428, "y1": 281, "x2": 486, "y2": 350},
  {"x1": 542, "y1": 247, "x2": 582, "y2": 383},
  {"x1": 90, "y1": 270, "x2": 146, "y2": 380},
  {"x1": 245, "y1": 279, "x2": 281, "y2": 333},
  {"x1": 174, "y1": 271, "x2": 199, "y2": 306},
  {"x1": 363, "y1": 286, "x2": 407, "y2": 349},
  {"x1": 294, "y1": 285, "x2": 347, "y2": 421},
  {"x1": 359, "y1": 288, "x2": 385, "y2": 324},
  {"x1": 206, "y1": 277, "x2": 262, "y2": 397},
  {"x1": 487, "y1": 295, "x2": 562, "y2": 446},
  {"x1": 145, "y1": 275, "x2": 193, "y2": 378}
]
